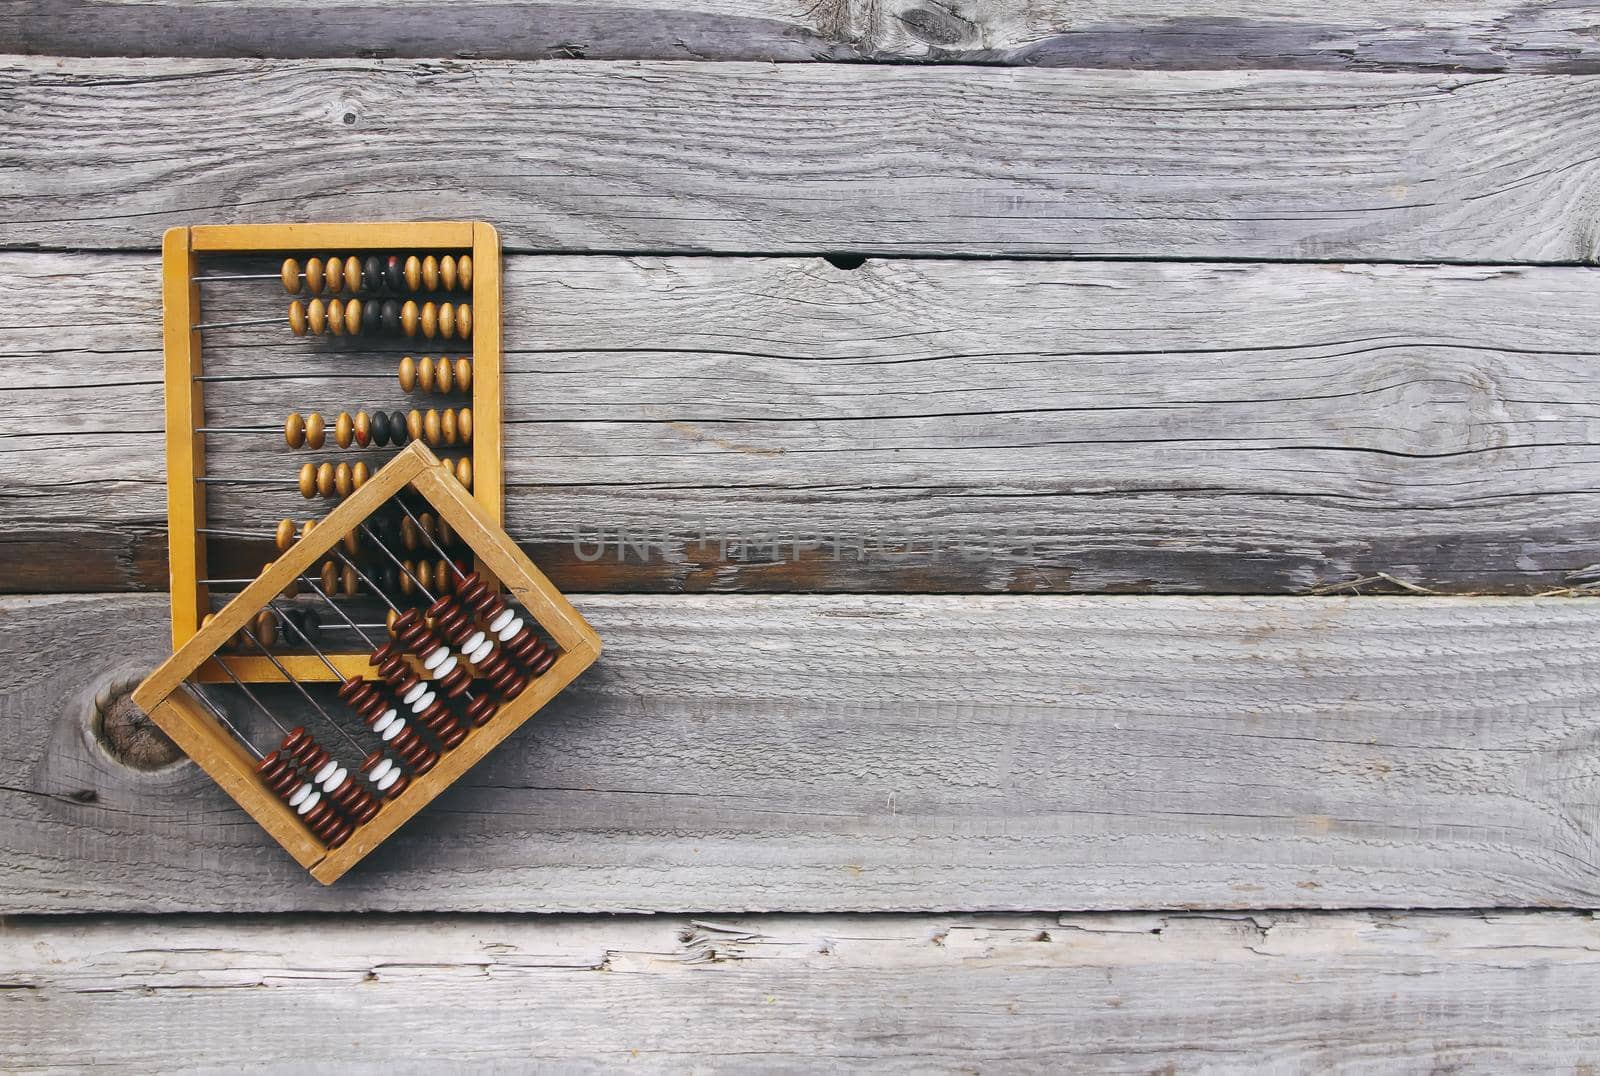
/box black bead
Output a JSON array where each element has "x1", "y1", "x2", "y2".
[
  {"x1": 381, "y1": 562, "x2": 401, "y2": 596},
  {"x1": 381, "y1": 299, "x2": 401, "y2": 334},
  {"x1": 369, "y1": 410, "x2": 391, "y2": 446},
  {"x1": 384, "y1": 255, "x2": 404, "y2": 292},
  {"x1": 389, "y1": 410, "x2": 409, "y2": 444},
  {"x1": 363, "y1": 256, "x2": 384, "y2": 293}
]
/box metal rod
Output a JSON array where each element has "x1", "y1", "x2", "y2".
[
  {"x1": 194, "y1": 373, "x2": 392, "y2": 384},
  {"x1": 330, "y1": 549, "x2": 404, "y2": 615},
  {"x1": 300, "y1": 575, "x2": 380, "y2": 649},
  {"x1": 212, "y1": 657, "x2": 292, "y2": 736},
  {"x1": 193, "y1": 317, "x2": 281, "y2": 330},
  {"x1": 197, "y1": 527, "x2": 276, "y2": 539},
  {"x1": 240, "y1": 625, "x2": 364, "y2": 753},
  {"x1": 194, "y1": 477, "x2": 297, "y2": 485},
  {"x1": 196, "y1": 426, "x2": 277, "y2": 434},
  {"x1": 394, "y1": 500, "x2": 465, "y2": 582},
  {"x1": 359, "y1": 523, "x2": 437, "y2": 604},
  {"x1": 185, "y1": 682, "x2": 265, "y2": 760}
]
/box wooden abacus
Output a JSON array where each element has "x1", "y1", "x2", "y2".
[
  {"x1": 131, "y1": 441, "x2": 601, "y2": 884},
  {"x1": 163, "y1": 221, "x2": 503, "y2": 682}
]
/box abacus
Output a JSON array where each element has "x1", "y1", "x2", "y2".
[
  {"x1": 131, "y1": 441, "x2": 601, "y2": 884},
  {"x1": 163, "y1": 222, "x2": 502, "y2": 682}
]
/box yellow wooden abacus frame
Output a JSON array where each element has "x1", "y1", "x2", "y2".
[
  {"x1": 132, "y1": 441, "x2": 601, "y2": 884},
  {"x1": 163, "y1": 221, "x2": 503, "y2": 682}
]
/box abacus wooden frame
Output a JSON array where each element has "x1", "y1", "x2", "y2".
[
  {"x1": 163, "y1": 220, "x2": 504, "y2": 683},
  {"x1": 131, "y1": 441, "x2": 602, "y2": 884}
]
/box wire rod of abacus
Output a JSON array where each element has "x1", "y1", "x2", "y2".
[
  {"x1": 194, "y1": 297, "x2": 472, "y2": 339},
  {"x1": 193, "y1": 254, "x2": 472, "y2": 295}
]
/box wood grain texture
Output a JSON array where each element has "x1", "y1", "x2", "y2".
[
  {"x1": 8, "y1": 251, "x2": 1600, "y2": 596},
  {"x1": 5, "y1": 591, "x2": 1598, "y2": 912},
  {"x1": 6, "y1": 58, "x2": 1600, "y2": 260},
  {"x1": 6, "y1": 0, "x2": 1600, "y2": 71},
  {"x1": 3, "y1": 910, "x2": 1598, "y2": 1071}
]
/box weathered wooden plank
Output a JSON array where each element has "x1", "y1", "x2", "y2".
[
  {"x1": 5, "y1": 592, "x2": 1598, "y2": 912},
  {"x1": 4, "y1": 58, "x2": 1600, "y2": 260},
  {"x1": 6, "y1": 0, "x2": 1600, "y2": 72},
  {"x1": 8, "y1": 251, "x2": 1600, "y2": 595},
  {"x1": 3, "y1": 911, "x2": 1598, "y2": 1071}
]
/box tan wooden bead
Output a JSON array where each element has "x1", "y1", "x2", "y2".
[
  {"x1": 335, "y1": 411, "x2": 354, "y2": 449},
  {"x1": 454, "y1": 358, "x2": 472, "y2": 393},
  {"x1": 281, "y1": 258, "x2": 302, "y2": 294},
  {"x1": 440, "y1": 406, "x2": 458, "y2": 447},
  {"x1": 344, "y1": 297, "x2": 363, "y2": 335},
  {"x1": 401, "y1": 516, "x2": 420, "y2": 552},
  {"x1": 301, "y1": 519, "x2": 317, "y2": 541},
  {"x1": 275, "y1": 518, "x2": 296, "y2": 551},
  {"x1": 459, "y1": 255, "x2": 473, "y2": 291},
  {"x1": 454, "y1": 455, "x2": 472, "y2": 490},
  {"x1": 434, "y1": 355, "x2": 453, "y2": 394},
  {"x1": 307, "y1": 298, "x2": 327, "y2": 335},
  {"x1": 352, "y1": 460, "x2": 371, "y2": 488},
  {"x1": 327, "y1": 298, "x2": 346, "y2": 336},
  {"x1": 457, "y1": 407, "x2": 472, "y2": 444},
  {"x1": 325, "y1": 256, "x2": 344, "y2": 293},
  {"x1": 418, "y1": 559, "x2": 435, "y2": 593},
  {"x1": 456, "y1": 303, "x2": 472, "y2": 339},
  {"x1": 438, "y1": 302, "x2": 455, "y2": 340},
  {"x1": 284, "y1": 411, "x2": 306, "y2": 449},
  {"x1": 289, "y1": 301, "x2": 308, "y2": 336},
  {"x1": 334, "y1": 461, "x2": 353, "y2": 497},
  {"x1": 440, "y1": 255, "x2": 457, "y2": 291},
  {"x1": 298, "y1": 463, "x2": 316, "y2": 499},
  {"x1": 342, "y1": 528, "x2": 359, "y2": 557},
  {"x1": 354, "y1": 409, "x2": 371, "y2": 447},
  {"x1": 417, "y1": 355, "x2": 436, "y2": 393},
  {"x1": 398, "y1": 355, "x2": 417, "y2": 393},
  {"x1": 305, "y1": 257, "x2": 325, "y2": 294},
  {"x1": 341, "y1": 562, "x2": 359, "y2": 597},
  {"x1": 398, "y1": 562, "x2": 414, "y2": 597},
  {"x1": 253, "y1": 609, "x2": 277, "y2": 649},
  {"x1": 280, "y1": 576, "x2": 299, "y2": 599},
  {"x1": 404, "y1": 255, "x2": 421, "y2": 292},
  {"x1": 343, "y1": 256, "x2": 361, "y2": 293},
  {"x1": 406, "y1": 409, "x2": 424, "y2": 443},
  {"x1": 321, "y1": 560, "x2": 339, "y2": 594},
  {"x1": 436, "y1": 517, "x2": 453, "y2": 547},
  {"x1": 420, "y1": 302, "x2": 438, "y2": 340},
  {"x1": 422, "y1": 255, "x2": 439, "y2": 291},
  {"x1": 423, "y1": 408, "x2": 442, "y2": 446},
  {"x1": 401, "y1": 301, "x2": 419, "y2": 337},
  {"x1": 305, "y1": 412, "x2": 326, "y2": 450},
  {"x1": 316, "y1": 461, "x2": 336, "y2": 498}
]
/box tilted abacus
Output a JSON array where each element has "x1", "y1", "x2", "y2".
[
  {"x1": 163, "y1": 222, "x2": 502, "y2": 683},
  {"x1": 132, "y1": 441, "x2": 601, "y2": 884}
]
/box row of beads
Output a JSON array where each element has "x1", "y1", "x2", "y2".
[
  {"x1": 284, "y1": 408, "x2": 473, "y2": 450},
  {"x1": 274, "y1": 255, "x2": 471, "y2": 296},
  {"x1": 288, "y1": 298, "x2": 472, "y2": 340},
  {"x1": 398, "y1": 356, "x2": 472, "y2": 395},
  {"x1": 273, "y1": 511, "x2": 456, "y2": 554},
  {"x1": 295, "y1": 456, "x2": 472, "y2": 499}
]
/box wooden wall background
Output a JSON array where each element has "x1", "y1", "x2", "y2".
[{"x1": 3, "y1": 1, "x2": 1599, "y2": 1069}]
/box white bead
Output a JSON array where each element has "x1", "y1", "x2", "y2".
[
  {"x1": 463, "y1": 631, "x2": 486, "y2": 654},
  {"x1": 381, "y1": 718, "x2": 405, "y2": 742},
  {"x1": 314, "y1": 760, "x2": 338, "y2": 784},
  {"x1": 377, "y1": 769, "x2": 401, "y2": 791},
  {"x1": 296, "y1": 790, "x2": 322, "y2": 815},
  {"x1": 373, "y1": 707, "x2": 399, "y2": 734},
  {"x1": 496, "y1": 616, "x2": 524, "y2": 642},
  {"x1": 409, "y1": 689, "x2": 436, "y2": 713},
  {"x1": 424, "y1": 645, "x2": 450, "y2": 671},
  {"x1": 432, "y1": 655, "x2": 459, "y2": 680},
  {"x1": 403, "y1": 682, "x2": 427, "y2": 705},
  {"x1": 467, "y1": 636, "x2": 494, "y2": 664},
  {"x1": 321, "y1": 766, "x2": 348, "y2": 792},
  {"x1": 488, "y1": 609, "x2": 514, "y2": 633},
  {"x1": 367, "y1": 758, "x2": 394, "y2": 783},
  {"x1": 289, "y1": 782, "x2": 314, "y2": 808}
]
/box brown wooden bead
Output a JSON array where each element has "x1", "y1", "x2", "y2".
[
  {"x1": 320, "y1": 559, "x2": 338, "y2": 595},
  {"x1": 280, "y1": 257, "x2": 302, "y2": 294},
  {"x1": 454, "y1": 456, "x2": 473, "y2": 490},
  {"x1": 275, "y1": 518, "x2": 296, "y2": 551},
  {"x1": 308, "y1": 298, "x2": 328, "y2": 335},
  {"x1": 401, "y1": 300, "x2": 419, "y2": 337},
  {"x1": 324, "y1": 256, "x2": 344, "y2": 293},
  {"x1": 341, "y1": 561, "x2": 359, "y2": 597},
  {"x1": 335, "y1": 411, "x2": 354, "y2": 449},
  {"x1": 422, "y1": 255, "x2": 439, "y2": 291},
  {"x1": 283, "y1": 411, "x2": 305, "y2": 449},
  {"x1": 406, "y1": 409, "x2": 424, "y2": 443},
  {"x1": 454, "y1": 358, "x2": 472, "y2": 393},
  {"x1": 300, "y1": 519, "x2": 317, "y2": 542},
  {"x1": 434, "y1": 355, "x2": 453, "y2": 393},
  {"x1": 421, "y1": 302, "x2": 438, "y2": 340},
  {"x1": 459, "y1": 255, "x2": 473, "y2": 291},
  {"x1": 315, "y1": 461, "x2": 335, "y2": 497},
  {"x1": 305, "y1": 257, "x2": 325, "y2": 294},
  {"x1": 438, "y1": 302, "x2": 455, "y2": 339},
  {"x1": 341, "y1": 528, "x2": 359, "y2": 557},
  {"x1": 289, "y1": 300, "x2": 308, "y2": 336},
  {"x1": 466, "y1": 695, "x2": 496, "y2": 727},
  {"x1": 334, "y1": 461, "x2": 353, "y2": 497},
  {"x1": 456, "y1": 303, "x2": 472, "y2": 339},
  {"x1": 440, "y1": 254, "x2": 457, "y2": 291},
  {"x1": 401, "y1": 516, "x2": 420, "y2": 552},
  {"x1": 457, "y1": 407, "x2": 472, "y2": 444},
  {"x1": 327, "y1": 298, "x2": 346, "y2": 336},
  {"x1": 399, "y1": 355, "x2": 417, "y2": 393},
  {"x1": 344, "y1": 256, "x2": 361, "y2": 293},
  {"x1": 305, "y1": 411, "x2": 326, "y2": 450},
  {"x1": 404, "y1": 255, "x2": 421, "y2": 291},
  {"x1": 423, "y1": 408, "x2": 442, "y2": 447},
  {"x1": 386, "y1": 608, "x2": 400, "y2": 635},
  {"x1": 354, "y1": 410, "x2": 371, "y2": 446},
  {"x1": 416, "y1": 355, "x2": 435, "y2": 393},
  {"x1": 298, "y1": 463, "x2": 316, "y2": 499},
  {"x1": 397, "y1": 562, "x2": 414, "y2": 597},
  {"x1": 352, "y1": 460, "x2": 371, "y2": 489},
  {"x1": 439, "y1": 406, "x2": 458, "y2": 447},
  {"x1": 343, "y1": 297, "x2": 362, "y2": 335}
]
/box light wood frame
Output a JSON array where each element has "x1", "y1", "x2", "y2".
[
  {"x1": 162, "y1": 221, "x2": 503, "y2": 682},
  {"x1": 131, "y1": 442, "x2": 601, "y2": 884}
]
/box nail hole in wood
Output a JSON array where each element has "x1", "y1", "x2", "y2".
[
  {"x1": 93, "y1": 679, "x2": 183, "y2": 771},
  {"x1": 823, "y1": 253, "x2": 867, "y2": 271}
]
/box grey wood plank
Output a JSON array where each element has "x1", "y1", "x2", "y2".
[
  {"x1": 8, "y1": 250, "x2": 1600, "y2": 596},
  {"x1": 4, "y1": 591, "x2": 1598, "y2": 912},
  {"x1": 6, "y1": 0, "x2": 1599, "y2": 72},
  {"x1": 4, "y1": 58, "x2": 1600, "y2": 260},
  {"x1": 3, "y1": 910, "x2": 1599, "y2": 1071}
]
